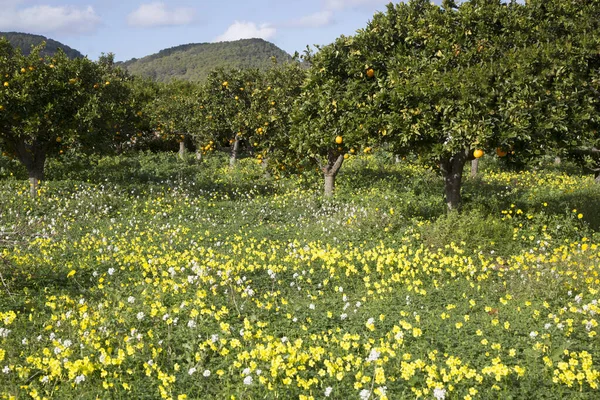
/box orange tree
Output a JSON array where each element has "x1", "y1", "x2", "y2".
[
  {"x1": 146, "y1": 80, "x2": 200, "y2": 157},
  {"x1": 246, "y1": 60, "x2": 305, "y2": 176},
  {"x1": 79, "y1": 53, "x2": 147, "y2": 155},
  {"x1": 295, "y1": 0, "x2": 600, "y2": 207},
  {"x1": 291, "y1": 41, "x2": 380, "y2": 197},
  {"x1": 198, "y1": 68, "x2": 262, "y2": 167},
  {"x1": 0, "y1": 40, "x2": 110, "y2": 196}
]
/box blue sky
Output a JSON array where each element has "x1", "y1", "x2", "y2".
[{"x1": 0, "y1": 0, "x2": 410, "y2": 61}]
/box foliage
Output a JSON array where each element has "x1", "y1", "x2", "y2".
[{"x1": 294, "y1": 0, "x2": 600, "y2": 205}]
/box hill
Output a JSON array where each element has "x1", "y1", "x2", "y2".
[
  {"x1": 120, "y1": 38, "x2": 294, "y2": 82},
  {"x1": 0, "y1": 31, "x2": 83, "y2": 59}
]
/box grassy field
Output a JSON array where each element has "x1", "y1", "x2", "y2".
[{"x1": 1, "y1": 152, "x2": 600, "y2": 399}]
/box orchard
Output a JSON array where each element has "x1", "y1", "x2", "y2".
[{"x1": 1, "y1": 1, "x2": 600, "y2": 399}]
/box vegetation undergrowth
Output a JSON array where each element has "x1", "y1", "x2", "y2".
[{"x1": 1, "y1": 151, "x2": 600, "y2": 399}]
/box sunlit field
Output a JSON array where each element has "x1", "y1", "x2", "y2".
[{"x1": 1, "y1": 152, "x2": 599, "y2": 399}]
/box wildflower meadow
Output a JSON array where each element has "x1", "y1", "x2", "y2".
[{"x1": 1, "y1": 152, "x2": 599, "y2": 399}]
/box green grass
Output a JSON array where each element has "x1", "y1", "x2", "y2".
[{"x1": 1, "y1": 151, "x2": 600, "y2": 399}]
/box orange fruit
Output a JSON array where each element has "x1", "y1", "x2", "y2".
[
  {"x1": 496, "y1": 148, "x2": 507, "y2": 157},
  {"x1": 335, "y1": 136, "x2": 343, "y2": 144},
  {"x1": 473, "y1": 149, "x2": 484, "y2": 159},
  {"x1": 366, "y1": 68, "x2": 375, "y2": 78}
]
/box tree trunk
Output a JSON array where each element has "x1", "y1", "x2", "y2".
[
  {"x1": 178, "y1": 141, "x2": 187, "y2": 160},
  {"x1": 321, "y1": 152, "x2": 344, "y2": 197},
  {"x1": 441, "y1": 150, "x2": 469, "y2": 212},
  {"x1": 229, "y1": 135, "x2": 240, "y2": 168},
  {"x1": 324, "y1": 174, "x2": 336, "y2": 196},
  {"x1": 395, "y1": 155, "x2": 401, "y2": 164},
  {"x1": 261, "y1": 158, "x2": 271, "y2": 179},
  {"x1": 195, "y1": 151, "x2": 202, "y2": 162},
  {"x1": 554, "y1": 156, "x2": 561, "y2": 165},
  {"x1": 595, "y1": 171, "x2": 600, "y2": 184},
  {"x1": 14, "y1": 140, "x2": 47, "y2": 198},
  {"x1": 470, "y1": 158, "x2": 479, "y2": 178}
]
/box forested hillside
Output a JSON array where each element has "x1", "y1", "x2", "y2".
[
  {"x1": 0, "y1": 31, "x2": 83, "y2": 59},
  {"x1": 120, "y1": 38, "x2": 294, "y2": 82}
]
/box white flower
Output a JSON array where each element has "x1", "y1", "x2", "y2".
[
  {"x1": 242, "y1": 367, "x2": 251, "y2": 376},
  {"x1": 340, "y1": 313, "x2": 348, "y2": 320},
  {"x1": 529, "y1": 331, "x2": 538, "y2": 338},
  {"x1": 41, "y1": 375, "x2": 49, "y2": 383},
  {"x1": 575, "y1": 295, "x2": 582, "y2": 304},
  {"x1": 211, "y1": 334, "x2": 219, "y2": 343},
  {"x1": 281, "y1": 336, "x2": 288, "y2": 343},
  {"x1": 108, "y1": 268, "x2": 115, "y2": 275},
  {"x1": 203, "y1": 369, "x2": 211, "y2": 377},
  {"x1": 147, "y1": 359, "x2": 154, "y2": 366},
  {"x1": 187, "y1": 320, "x2": 197, "y2": 328},
  {"x1": 367, "y1": 317, "x2": 375, "y2": 325},
  {"x1": 136, "y1": 312, "x2": 145, "y2": 320},
  {"x1": 359, "y1": 389, "x2": 371, "y2": 400},
  {"x1": 2, "y1": 366, "x2": 10, "y2": 374},
  {"x1": 366, "y1": 348, "x2": 380, "y2": 362},
  {"x1": 324, "y1": 387, "x2": 333, "y2": 397},
  {"x1": 74, "y1": 374, "x2": 85, "y2": 384},
  {"x1": 188, "y1": 367, "x2": 197, "y2": 375},
  {"x1": 309, "y1": 304, "x2": 315, "y2": 310},
  {"x1": 433, "y1": 387, "x2": 446, "y2": 400},
  {"x1": 127, "y1": 296, "x2": 135, "y2": 303},
  {"x1": 243, "y1": 375, "x2": 253, "y2": 385}
]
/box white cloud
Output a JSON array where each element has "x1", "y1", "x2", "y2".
[
  {"x1": 215, "y1": 21, "x2": 276, "y2": 42},
  {"x1": 0, "y1": 4, "x2": 101, "y2": 34},
  {"x1": 290, "y1": 10, "x2": 333, "y2": 28},
  {"x1": 324, "y1": 0, "x2": 389, "y2": 11},
  {"x1": 127, "y1": 2, "x2": 195, "y2": 28}
]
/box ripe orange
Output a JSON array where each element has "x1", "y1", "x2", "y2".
[
  {"x1": 366, "y1": 68, "x2": 375, "y2": 78},
  {"x1": 3, "y1": 82, "x2": 8, "y2": 87},
  {"x1": 335, "y1": 136, "x2": 343, "y2": 144},
  {"x1": 0, "y1": 105, "x2": 4, "y2": 111},
  {"x1": 473, "y1": 149, "x2": 484, "y2": 159},
  {"x1": 56, "y1": 137, "x2": 62, "y2": 143},
  {"x1": 20, "y1": 68, "x2": 26, "y2": 73},
  {"x1": 496, "y1": 148, "x2": 507, "y2": 157}
]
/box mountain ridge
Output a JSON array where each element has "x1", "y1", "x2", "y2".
[
  {"x1": 119, "y1": 38, "x2": 296, "y2": 82},
  {"x1": 0, "y1": 31, "x2": 84, "y2": 59}
]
